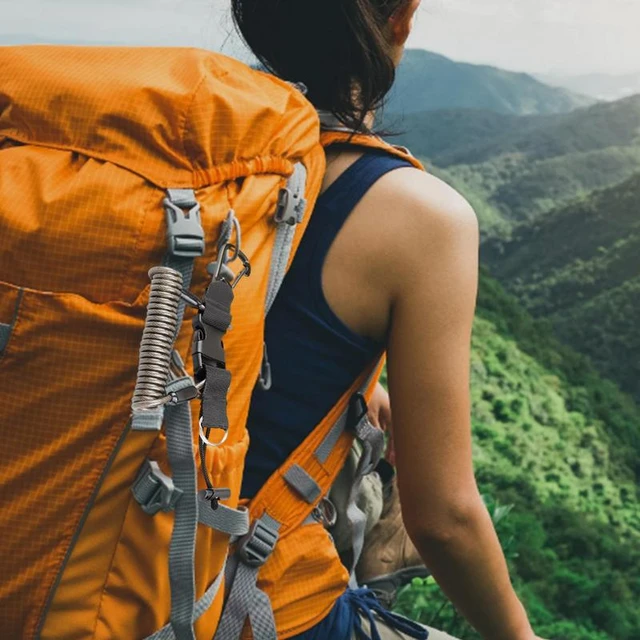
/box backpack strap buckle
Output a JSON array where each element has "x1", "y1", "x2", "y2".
[
  {"x1": 347, "y1": 392, "x2": 369, "y2": 432},
  {"x1": 164, "y1": 189, "x2": 205, "y2": 258},
  {"x1": 236, "y1": 517, "x2": 280, "y2": 567},
  {"x1": 132, "y1": 459, "x2": 183, "y2": 515},
  {"x1": 274, "y1": 164, "x2": 307, "y2": 226}
]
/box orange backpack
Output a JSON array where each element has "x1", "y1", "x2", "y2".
[
  {"x1": 0, "y1": 45, "x2": 422, "y2": 640},
  {"x1": 213, "y1": 129, "x2": 422, "y2": 640}
]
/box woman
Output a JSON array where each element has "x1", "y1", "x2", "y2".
[{"x1": 232, "y1": 1, "x2": 545, "y2": 639}]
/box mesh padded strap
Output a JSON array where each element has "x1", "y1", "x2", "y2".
[
  {"x1": 214, "y1": 514, "x2": 281, "y2": 640},
  {"x1": 144, "y1": 561, "x2": 226, "y2": 640},
  {"x1": 248, "y1": 357, "x2": 384, "y2": 533}
]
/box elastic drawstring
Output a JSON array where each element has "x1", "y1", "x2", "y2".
[{"x1": 346, "y1": 588, "x2": 428, "y2": 640}]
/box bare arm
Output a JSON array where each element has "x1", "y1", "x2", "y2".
[{"x1": 383, "y1": 172, "x2": 534, "y2": 640}]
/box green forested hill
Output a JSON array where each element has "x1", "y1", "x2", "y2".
[
  {"x1": 396, "y1": 270, "x2": 640, "y2": 640},
  {"x1": 398, "y1": 95, "x2": 640, "y2": 237},
  {"x1": 472, "y1": 271, "x2": 640, "y2": 639},
  {"x1": 397, "y1": 95, "x2": 640, "y2": 167},
  {"x1": 386, "y1": 49, "x2": 593, "y2": 116},
  {"x1": 482, "y1": 174, "x2": 640, "y2": 401}
]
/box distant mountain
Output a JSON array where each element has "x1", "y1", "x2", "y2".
[
  {"x1": 394, "y1": 95, "x2": 640, "y2": 236},
  {"x1": 398, "y1": 94, "x2": 640, "y2": 167},
  {"x1": 482, "y1": 174, "x2": 640, "y2": 401},
  {"x1": 536, "y1": 71, "x2": 640, "y2": 102},
  {"x1": 385, "y1": 49, "x2": 595, "y2": 117}
]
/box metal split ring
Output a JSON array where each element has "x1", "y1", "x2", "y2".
[{"x1": 198, "y1": 416, "x2": 230, "y2": 447}]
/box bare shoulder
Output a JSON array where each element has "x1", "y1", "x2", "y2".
[
  {"x1": 321, "y1": 160, "x2": 479, "y2": 342},
  {"x1": 352, "y1": 166, "x2": 479, "y2": 293},
  {"x1": 371, "y1": 166, "x2": 478, "y2": 243}
]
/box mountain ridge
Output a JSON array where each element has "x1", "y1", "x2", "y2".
[
  {"x1": 482, "y1": 173, "x2": 640, "y2": 402},
  {"x1": 386, "y1": 49, "x2": 595, "y2": 117}
]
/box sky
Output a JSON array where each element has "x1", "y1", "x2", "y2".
[{"x1": 1, "y1": 0, "x2": 639, "y2": 76}]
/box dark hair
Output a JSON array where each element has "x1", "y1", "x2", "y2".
[{"x1": 231, "y1": 0, "x2": 407, "y2": 131}]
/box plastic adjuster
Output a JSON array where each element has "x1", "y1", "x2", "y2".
[
  {"x1": 236, "y1": 519, "x2": 279, "y2": 567},
  {"x1": 346, "y1": 392, "x2": 368, "y2": 432},
  {"x1": 274, "y1": 187, "x2": 305, "y2": 226},
  {"x1": 133, "y1": 459, "x2": 183, "y2": 515},
  {"x1": 164, "y1": 192, "x2": 205, "y2": 258}
]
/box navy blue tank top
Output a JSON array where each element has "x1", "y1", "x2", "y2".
[{"x1": 241, "y1": 151, "x2": 413, "y2": 499}]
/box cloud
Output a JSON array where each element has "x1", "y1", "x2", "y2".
[
  {"x1": 408, "y1": 0, "x2": 640, "y2": 74},
  {"x1": 0, "y1": 0, "x2": 239, "y2": 53},
  {"x1": 1, "y1": 0, "x2": 638, "y2": 75}
]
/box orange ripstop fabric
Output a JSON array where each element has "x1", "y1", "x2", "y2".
[
  {"x1": 320, "y1": 130, "x2": 425, "y2": 170},
  {"x1": 242, "y1": 358, "x2": 386, "y2": 639},
  {"x1": 0, "y1": 45, "x2": 324, "y2": 639}
]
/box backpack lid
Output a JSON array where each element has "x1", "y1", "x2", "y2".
[{"x1": 0, "y1": 46, "x2": 319, "y2": 187}]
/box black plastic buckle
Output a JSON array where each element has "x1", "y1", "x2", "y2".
[
  {"x1": 347, "y1": 392, "x2": 368, "y2": 432},
  {"x1": 236, "y1": 519, "x2": 279, "y2": 567},
  {"x1": 192, "y1": 313, "x2": 226, "y2": 383}
]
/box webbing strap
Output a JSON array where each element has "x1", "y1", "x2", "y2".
[
  {"x1": 201, "y1": 365, "x2": 232, "y2": 429},
  {"x1": 266, "y1": 162, "x2": 307, "y2": 315},
  {"x1": 132, "y1": 189, "x2": 222, "y2": 639},
  {"x1": 197, "y1": 492, "x2": 250, "y2": 536},
  {"x1": 352, "y1": 415, "x2": 385, "y2": 477},
  {"x1": 314, "y1": 366, "x2": 383, "y2": 464},
  {"x1": 283, "y1": 463, "x2": 322, "y2": 504},
  {"x1": 144, "y1": 559, "x2": 227, "y2": 640},
  {"x1": 198, "y1": 279, "x2": 234, "y2": 430},
  {"x1": 313, "y1": 368, "x2": 385, "y2": 581},
  {"x1": 214, "y1": 514, "x2": 281, "y2": 640},
  {"x1": 258, "y1": 163, "x2": 308, "y2": 391},
  {"x1": 163, "y1": 377, "x2": 200, "y2": 640}
]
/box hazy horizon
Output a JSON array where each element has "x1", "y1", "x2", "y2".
[{"x1": 1, "y1": 0, "x2": 639, "y2": 77}]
